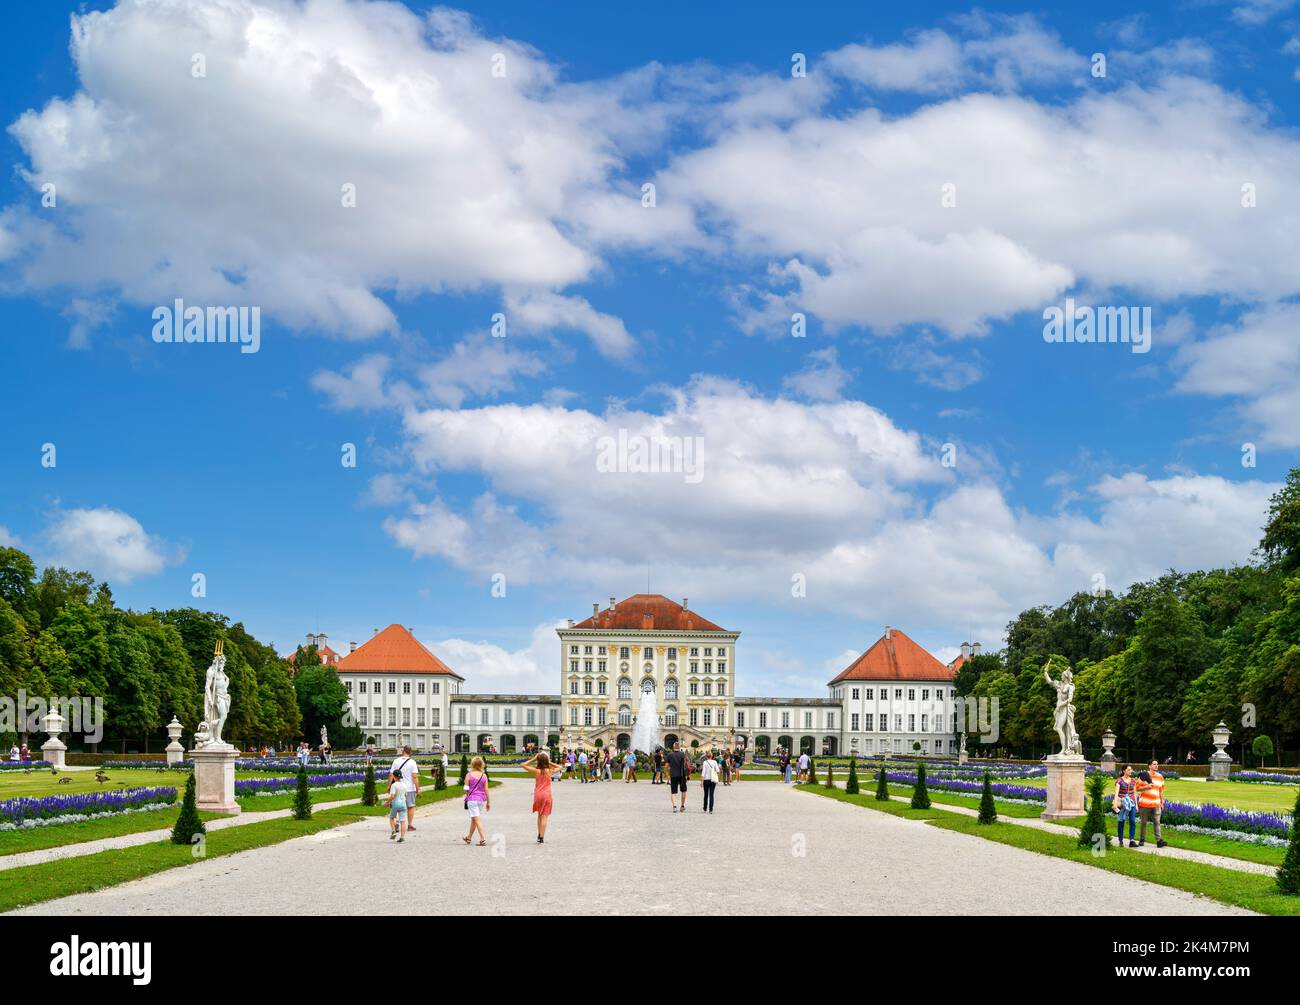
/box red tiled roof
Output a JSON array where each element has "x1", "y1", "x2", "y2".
[
  {"x1": 572, "y1": 595, "x2": 729, "y2": 633},
  {"x1": 828, "y1": 629, "x2": 954, "y2": 685},
  {"x1": 335, "y1": 624, "x2": 463, "y2": 678},
  {"x1": 948, "y1": 653, "x2": 966, "y2": 672}
]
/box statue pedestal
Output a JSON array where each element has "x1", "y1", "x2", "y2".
[
  {"x1": 1208, "y1": 751, "x2": 1232, "y2": 781},
  {"x1": 1099, "y1": 752, "x2": 1116, "y2": 771},
  {"x1": 958, "y1": 751, "x2": 968, "y2": 765},
  {"x1": 190, "y1": 745, "x2": 241, "y2": 815},
  {"x1": 1040, "y1": 755, "x2": 1087, "y2": 820},
  {"x1": 41, "y1": 737, "x2": 66, "y2": 770},
  {"x1": 165, "y1": 741, "x2": 186, "y2": 765}
]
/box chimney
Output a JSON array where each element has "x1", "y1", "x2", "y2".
[
  {"x1": 961, "y1": 642, "x2": 972, "y2": 660},
  {"x1": 973, "y1": 641, "x2": 982, "y2": 657},
  {"x1": 609, "y1": 596, "x2": 616, "y2": 610},
  {"x1": 567, "y1": 619, "x2": 575, "y2": 628},
  {"x1": 682, "y1": 598, "x2": 688, "y2": 610},
  {"x1": 884, "y1": 626, "x2": 891, "y2": 641},
  {"x1": 593, "y1": 603, "x2": 599, "y2": 619},
  {"x1": 306, "y1": 633, "x2": 316, "y2": 648},
  {"x1": 318, "y1": 634, "x2": 327, "y2": 650},
  {"x1": 349, "y1": 641, "x2": 357, "y2": 653}
]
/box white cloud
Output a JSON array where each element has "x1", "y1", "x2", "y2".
[
  {"x1": 781, "y1": 347, "x2": 852, "y2": 401},
  {"x1": 5, "y1": 0, "x2": 642, "y2": 343},
  {"x1": 0, "y1": 527, "x2": 20, "y2": 548},
  {"x1": 429, "y1": 621, "x2": 561, "y2": 694},
  {"x1": 1174, "y1": 303, "x2": 1300, "y2": 447},
  {"x1": 43, "y1": 507, "x2": 183, "y2": 583},
  {"x1": 365, "y1": 379, "x2": 1277, "y2": 644}
]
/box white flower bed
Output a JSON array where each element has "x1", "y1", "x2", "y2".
[
  {"x1": 1163, "y1": 823, "x2": 1289, "y2": 848},
  {"x1": 0, "y1": 800, "x2": 175, "y2": 832}
]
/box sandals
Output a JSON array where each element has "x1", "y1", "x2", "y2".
[
  {"x1": 462, "y1": 836, "x2": 471, "y2": 845},
  {"x1": 477, "y1": 840, "x2": 487, "y2": 847}
]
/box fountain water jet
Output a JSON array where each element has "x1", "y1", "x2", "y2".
[{"x1": 631, "y1": 681, "x2": 660, "y2": 753}]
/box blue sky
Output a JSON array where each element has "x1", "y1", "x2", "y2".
[{"x1": 1, "y1": 0, "x2": 1298, "y2": 696}]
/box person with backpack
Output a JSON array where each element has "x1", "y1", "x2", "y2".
[
  {"x1": 384, "y1": 770, "x2": 409, "y2": 843},
  {"x1": 389, "y1": 746, "x2": 421, "y2": 833}
]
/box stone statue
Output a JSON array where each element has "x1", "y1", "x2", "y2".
[
  {"x1": 1043, "y1": 661, "x2": 1081, "y2": 757},
  {"x1": 320, "y1": 725, "x2": 328, "y2": 747},
  {"x1": 201, "y1": 645, "x2": 231, "y2": 748},
  {"x1": 959, "y1": 732, "x2": 967, "y2": 755}
]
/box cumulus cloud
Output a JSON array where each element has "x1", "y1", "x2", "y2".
[
  {"x1": 42, "y1": 507, "x2": 183, "y2": 583},
  {"x1": 360, "y1": 379, "x2": 1279, "y2": 643},
  {"x1": 4, "y1": 0, "x2": 639, "y2": 343},
  {"x1": 781, "y1": 347, "x2": 852, "y2": 401},
  {"x1": 429, "y1": 621, "x2": 561, "y2": 694}
]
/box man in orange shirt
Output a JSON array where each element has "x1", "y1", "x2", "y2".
[{"x1": 1135, "y1": 759, "x2": 1168, "y2": 848}]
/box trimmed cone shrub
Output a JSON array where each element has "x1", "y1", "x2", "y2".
[
  {"x1": 171, "y1": 772, "x2": 205, "y2": 845},
  {"x1": 1079, "y1": 773, "x2": 1108, "y2": 848},
  {"x1": 360, "y1": 762, "x2": 377, "y2": 806},
  {"x1": 977, "y1": 772, "x2": 997, "y2": 825},
  {"x1": 875, "y1": 765, "x2": 890, "y2": 801},
  {"x1": 292, "y1": 766, "x2": 313, "y2": 820},
  {"x1": 807, "y1": 758, "x2": 817, "y2": 785},
  {"x1": 910, "y1": 761, "x2": 931, "y2": 809},
  {"x1": 434, "y1": 760, "x2": 447, "y2": 791},
  {"x1": 458, "y1": 753, "x2": 469, "y2": 786},
  {"x1": 824, "y1": 762, "x2": 835, "y2": 788},
  {"x1": 1276, "y1": 786, "x2": 1300, "y2": 895},
  {"x1": 845, "y1": 758, "x2": 859, "y2": 795}
]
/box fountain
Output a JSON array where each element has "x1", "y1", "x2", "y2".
[{"x1": 631, "y1": 681, "x2": 661, "y2": 753}]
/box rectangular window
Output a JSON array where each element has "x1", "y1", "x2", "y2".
[
  {"x1": 584, "y1": 645, "x2": 592, "y2": 655},
  {"x1": 703, "y1": 708, "x2": 712, "y2": 727},
  {"x1": 718, "y1": 681, "x2": 726, "y2": 696},
  {"x1": 432, "y1": 683, "x2": 440, "y2": 695},
  {"x1": 781, "y1": 712, "x2": 789, "y2": 729},
  {"x1": 895, "y1": 715, "x2": 902, "y2": 731},
  {"x1": 373, "y1": 680, "x2": 380, "y2": 693},
  {"x1": 864, "y1": 713, "x2": 873, "y2": 731},
  {"x1": 344, "y1": 681, "x2": 352, "y2": 693},
  {"x1": 570, "y1": 708, "x2": 579, "y2": 725},
  {"x1": 416, "y1": 709, "x2": 425, "y2": 726},
  {"x1": 667, "y1": 648, "x2": 677, "y2": 660},
  {"x1": 864, "y1": 688, "x2": 873, "y2": 700},
  {"x1": 457, "y1": 708, "x2": 466, "y2": 724},
  {"x1": 388, "y1": 682, "x2": 396, "y2": 695},
  {"x1": 759, "y1": 712, "x2": 767, "y2": 728},
  {"x1": 851, "y1": 713, "x2": 859, "y2": 731},
  {"x1": 718, "y1": 662, "x2": 726, "y2": 674},
  {"x1": 908, "y1": 714, "x2": 916, "y2": 731},
  {"x1": 583, "y1": 707, "x2": 592, "y2": 725},
  {"x1": 480, "y1": 709, "x2": 489, "y2": 725},
  {"x1": 358, "y1": 708, "x2": 368, "y2": 725},
  {"x1": 583, "y1": 680, "x2": 592, "y2": 695},
  {"x1": 402, "y1": 681, "x2": 411, "y2": 694},
  {"x1": 431, "y1": 709, "x2": 439, "y2": 727},
  {"x1": 570, "y1": 645, "x2": 579, "y2": 654},
  {"x1": 358, "y1": 681, "x2": 367, "y2": 694},
  {"x1": 388, "y1": 709, "x2": 396, "y2": 727},
  {"x1": 689, "y1": 647, "x2": 699, "y2": 657},
  {"x1": 598, "y1": 708, "x2": 606, "y2": 725},
  {"x1": 921, "y1": 688, "x2": 929, "y2": 701},
  {"x1": 717, "y1": 709, "x2": 725, "y2": 726},
  {"x1": 620, "y1": 647, "x2": 630, "y2": 659},
  {"x1": 527, "y1": 708, "x2": 536, "y2": 726},
  {"x1": 402, "y1": 709, "x2": 410, "y2": 727},
  {"x1": 504, "y1": 710, "x2": 513, "y2": 726},
  {"x1": 703, "y1": 682, "x2": 712, "y2": 696},
  {"x1": 827, "y1": 713, "x2": 835, "y2": 729},
  {"x1": 418, "y1": 682, "x2": 425, "y2": 694},
  {"x1": 921, "y1": 714, "x2": 928, "y2": 731},
  {"x1": 851, "y1": 688, "x2": 859, "y2": 700},
  {"x1": 584, "y1": 660, "x2": 592, "y2": 672},
  {"x1": 598, "y1": 660, "x2": 606, "y2": 673},
  {"x1": 549, "y1": 709, "x2": 558, "y2": 725},
  {"x1": 570, "y1": 681, "x2": 578, "y2": 695},
  {"x1": 689, "y1": 708, "x2": 698, "y2": 726},
  {"x1": 570, "y1": 660, "x2": 579, "y2": 673},
  {"x1": 804, "y1": 711, "x2": 812, "y2": 729},
  {"x1": 737, "y1": 711, "x2": 745, "y2": 728}
]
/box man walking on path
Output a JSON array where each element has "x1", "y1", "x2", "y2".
[
  {"x1": 666, "y1": 742, "x2": 689, "y2": 813},
  {"x1": 1135, "y1": 759, "x2": 1167, "y2": 848},
  {"x1": 390, "y1": 745, "x2": 421, "y2": 832},
  {"x1": 796, "y1": 750, "x2": 810, "y2": 784},
  {"x1": 578, "y1": 748, "x2": 589, "y2": 783},
  {"x1": 625, "y1": 749, "x2": 637, "y2": 782}
]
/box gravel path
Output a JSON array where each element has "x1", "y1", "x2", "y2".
[{"x1": 12, "y1": 779, "x2": 1250, "y2": 915}]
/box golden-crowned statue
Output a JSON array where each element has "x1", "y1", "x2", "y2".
[{"x1": 201, "y1": 639, "x2": 232, "y2": 749}]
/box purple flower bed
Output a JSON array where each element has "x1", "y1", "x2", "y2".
[
  {"x1": 0, "y1": 760, "x2": 53, "y2": 771},
  {"x1": 882, "y1": 770, "x2": 1048, "y2": 802},
  {"x1": 1161, "y1": 800, "x2": 1291, "y2": 838},
  {"x1": 235, "y1": 772, "x2": 367, "y2": 795},
  {"x1": 0, "y1": 786, "x2": 177, "y2": 826},
  {"x1": 1227, "y1": 771, "x2": 1300, "y2": 786}
]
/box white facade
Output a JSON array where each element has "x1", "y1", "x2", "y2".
[
  {"x1": 340, "y1": 672, "x2": 459, "y2": 751},
  {"x1": 832, "y1": 681, "x2": 958, "y2": 757},
  {"x1": 449, "y1": 695, "x2": 562, "y2": 753}
]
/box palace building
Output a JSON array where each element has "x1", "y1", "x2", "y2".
[{"x1": 330, "y1": 596, "x2": 961, "y2": 756}]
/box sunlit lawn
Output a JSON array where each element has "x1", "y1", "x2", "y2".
[{"x1": 1013, "y1": 775, "x2": 1297, "y2": 813}]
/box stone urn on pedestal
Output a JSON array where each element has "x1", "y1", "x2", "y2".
[
  {"x1": 165, "y1": 715, "x2": 186, "y2": 765},
  {"x1": 40, "y1": 707, "x2": 67, "y2": 770},
  {"x1": 1099, "y1": 729, "x2": 1117, "y2": 771},
  {"x1": 1209, "y1": 721, "x2": 1232, "y2": 781}
]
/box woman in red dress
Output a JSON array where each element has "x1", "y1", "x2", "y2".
[{"x1": 522, "y1": 751, "x2": 557, "y2": 843}]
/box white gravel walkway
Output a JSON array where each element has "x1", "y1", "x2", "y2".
[{"x1": 12, "y1": 778, "x2": 1250, "y2": 915}]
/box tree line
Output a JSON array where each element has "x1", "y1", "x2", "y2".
[
  {"x1": 0, "y1": 548, "x2": 355, "y2": 751},
  {"x1": 955, "y1": 468, "x2": 1300, "y2": 765}
]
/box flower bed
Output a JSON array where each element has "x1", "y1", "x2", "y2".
[
  {"x1": 1159, "y1": 800, "x2": 1291, "y2": 840},
  {"x1": 234, "y1": 772, "x2": 367, "y2": 795},
  {"x1": 0, "y1": 786, "x2": 177, "y2": 830},
  {"x1": 0, "y1": 760, "x2": 53, "y2": 771},
  {"x1": 1226, "y1": 771, "x2": 1300, "y2": 786}
]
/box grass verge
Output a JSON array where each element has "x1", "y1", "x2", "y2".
[
  {"x1": 0, "y1": 787, "x2": 467, "y2": 913},
  {"x1": 798, "y1": 786, "x2": 1300, "y2": 916}
]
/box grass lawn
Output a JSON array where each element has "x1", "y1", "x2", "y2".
[
  {"x1": 0, "y1": 786, "x2": 470, "y2": 913},
  {"x1": 1014, "y1": 775, "x2": 1298, "y2": 813},
  {"x1": 798, "y1": 786, "x2": 1300, "y2": 916},
  {"x1": 0, "y1": 768, "x2": 181, "y2": 800},
  {"x1": 0, "y1": 808, "x2": 224, "y2": 858}
]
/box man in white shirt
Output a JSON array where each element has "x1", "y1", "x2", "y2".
[
  {"x1": 797, "y1": 751, "x2": 810, "y2": 784},
  {"x1": 390, "y1": 746, "x2": 421, "y2": 831}
]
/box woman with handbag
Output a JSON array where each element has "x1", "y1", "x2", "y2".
[
  {"x1": 462, "y1": 756, "x2": 490, "y2": 847},
  {"x1": 1113, "y1": 764, "x2": 1138, "y2": 848}
]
